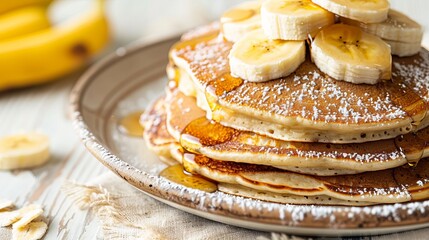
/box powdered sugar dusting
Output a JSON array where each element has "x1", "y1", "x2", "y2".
[
  {"x1": 174, "y1": 38, "x2": 428, "y2": 125},
  {"x1": 176, "y1": 38, "x2": 231, "y2": 86},
  {"x1": 225, "y1": 66, "x2": 407, "y2": 124},
  {"x1": 393, "y1": 49, "x2": 429, "y2": 101},
  {"x1": 212, "y1": 139, "x2": 404, "y2": 164}
]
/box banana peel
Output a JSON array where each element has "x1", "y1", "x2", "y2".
[
  {"x1": 0, "y1": 0, "x2": 52, "y2": 14},
  {"x1": 0, "y1": 7, "x2": 51, "y2": 40},
  {"x1": 0, "y1": 0, "x2": 110, "y2": 91}
]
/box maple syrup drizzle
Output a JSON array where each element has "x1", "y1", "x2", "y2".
[
  {"x1": 159, "y1": 164, "x2": 217, "y2": 193},
  {"x1": 180, "y1": 117, "x2": 238, "y2": 154},
  {"x1": 173, "y1": 67, "x2": 181, "y2": 85},
  {"x1": 221, "y1": 8, "x2": 255, "y2": 23},
  {"x1": 209, "y1": 73, "x2": 244, "y2": 97},
  {"x1": 171, "y1": 32, "x2": 218, "y2": 53},
  {"x1": 394, "y1": 131, "x2": 427, "y2": 167},
  {"x1": 118, "y1": 111, "x2": 145, "y2": 137},
  {"x1": 205, "y1": 73, "x2": 243, "y2": 122}
]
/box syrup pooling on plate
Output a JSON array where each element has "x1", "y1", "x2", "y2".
[
  {"x1": 159, "y1": 163, "x2": 217, "y2": 193},
  {"x1": 119, "y1": 111, "x2": 145, "y2": 137}
]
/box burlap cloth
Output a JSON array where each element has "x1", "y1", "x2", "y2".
[{"x1": 61, "y1": 172, "x2": 429, "y2": 240}]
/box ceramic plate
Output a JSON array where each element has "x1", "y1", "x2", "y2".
[{"x1": 70, "y1": 36, "x2": 429, "y2": 237}]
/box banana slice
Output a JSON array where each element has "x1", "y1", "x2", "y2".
[
  {"x1": 0, "y1": 204, "x2": 42, "y2": 227},
  {"x1": 229, "y1": 29, "x2": 306, "y2": 82},
  {"x1": 13, "y1": 208, "x2": 44, "y2": 229},
  {"x1": 261, "y1": 0, "x2": 334, "y2": 40},
  {"x1": 311, "y1": 24, "x2": 391, "y2": 84},
  {"x1": 0, "y1": 133, "x2": 50, "y2": 170},
  {"x1": 341, "y1": 9, "x2": 423, "y2": 57},
  {"x1": 312, "y1": 0, "x2": 389, "y2": 23},
  {"x1": 384, "y1": 40, "x2": 421, "y2": 57},
  {"x1": 0, "y1": 198, "x2": 14, "y2": 210},
  {"x1": 0, "y1": 210, "x2": 21, "y2": 227},
  {"x1": 12, "y1": 221, "x2": 47, "y2": 240},
  {"x1": 341, "y1": 10, "x2": 423, "y2": 43},
  {"x1": 221, "y1": 1, "x2": 261, "y2": 42}
]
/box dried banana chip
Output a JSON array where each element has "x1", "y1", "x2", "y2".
[{"x1": 12, "y1": 221, "x2": 47, "y2": 240}]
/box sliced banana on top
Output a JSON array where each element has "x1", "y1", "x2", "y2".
[
  {"x1": 229, "y1": 29, "x2": 306, "y2": 82},
  {"x1": 342, "y1": 10, "x2": 423, "y2": 43},
  {"x1": 311, "y1": 24, "x2": 391, "y2": 85},
  {"x1": 261, "y1": 0, "x2": 334, "y2": 40},
  {"x1": 384, "y1": 40, "x2": 421, "y2": 57},
  {"x1": 312, "y1": 0, "x2": 389, "y2": 23},
  {"x1": 342, "y1": 9, "x2": 423, "y2": 56},
  {"x1": 0, "y1": 133, "x2": 50, "y2": 170},
  {"x1": 221, "y1": 1, "x2": 261, "y2": 42}
]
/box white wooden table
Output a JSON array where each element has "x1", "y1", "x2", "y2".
[
  {"x1": 1, "y1": 0, "x2": 428, "y2": 239},
  {"x1": 0, "y1": 74, "x2": 106, "y2": 239}
]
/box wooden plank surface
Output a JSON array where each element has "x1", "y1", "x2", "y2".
[{"x1": 0, "y1": 74, "x2": 106, "y2": 239}]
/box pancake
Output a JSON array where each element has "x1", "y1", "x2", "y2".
[
  {"x1": 143, "y1": 95, "x2": 429, "y2": 204},
  {"x1": 169, "y1": 26, "x2": 429, "y2": 143},
  {"x1": 182, "y1": 152, "x2": 429, "y2": 204},
  {"x1": 141, "y1": 98, "x2": 180, "y2": 165},
  {"x1": 142, "y1": 18, "x2": 429, "y2": 206},
  {"x1": 161, "y1": 92, "x2": 358, "y2": 175},
  {"x1": 164, "y1": 86, "x2": 429, "y2": 173},
  {"x1": 218, "y1": 183, "x2": 373, "y2": 206}
]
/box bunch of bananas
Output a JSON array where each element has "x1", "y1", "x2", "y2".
[{"x1": 0, "y1": 0, "x2": 109, "y2": 91}]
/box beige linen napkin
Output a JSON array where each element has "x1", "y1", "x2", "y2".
[{"x1": 62, "y1": 172, "x2": 305, "y2": 240}]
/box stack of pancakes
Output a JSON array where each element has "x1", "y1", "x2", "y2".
[{"x1": 142, "y1": 2, "x2": 429, "y2": 206}]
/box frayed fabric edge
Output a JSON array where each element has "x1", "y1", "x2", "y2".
[{"x1": 61, "y1": 181, "x2": 166, "y2": 240}]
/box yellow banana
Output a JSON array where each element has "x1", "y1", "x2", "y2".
[
  {"x1": 0, "y1": 0, "x2": 110, "y2": 91},
  {"x1": 0, "y1": 7, "x2": 50, "y2": 41},
  {"x1": 0, "y1": 0, "x2": 52, "y2": 14}
]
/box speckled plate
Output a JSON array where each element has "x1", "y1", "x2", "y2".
[{"x1": 70, "y1": 36, "x2": 429, "y2": 237}]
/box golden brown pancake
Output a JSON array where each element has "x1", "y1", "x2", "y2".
[
  {"x1": 164, "y1": 86, "x2": 429, "y2": 173},
  {"x1": 141, "y1": 98, "x2": 180, "y2": 165},
  {"x1": 169, "y1": 25, "x2": 429, "y2": 143},
  {"x1": 183, "y1": 152, "x2": 429, "y2": 204},
  {"x1": 142, "y1": 95, "x2": 429, "y2": 204},
  {"x1": 217, "y1": 183, "x2": 374, "y2": 206},
  {"x1": 165, "y1": 84, "x2": 206, "y2": 141}
]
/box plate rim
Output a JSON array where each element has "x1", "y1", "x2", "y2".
[{"x1": 70, "y1": 35, "x2": 429, "y2": 236}]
